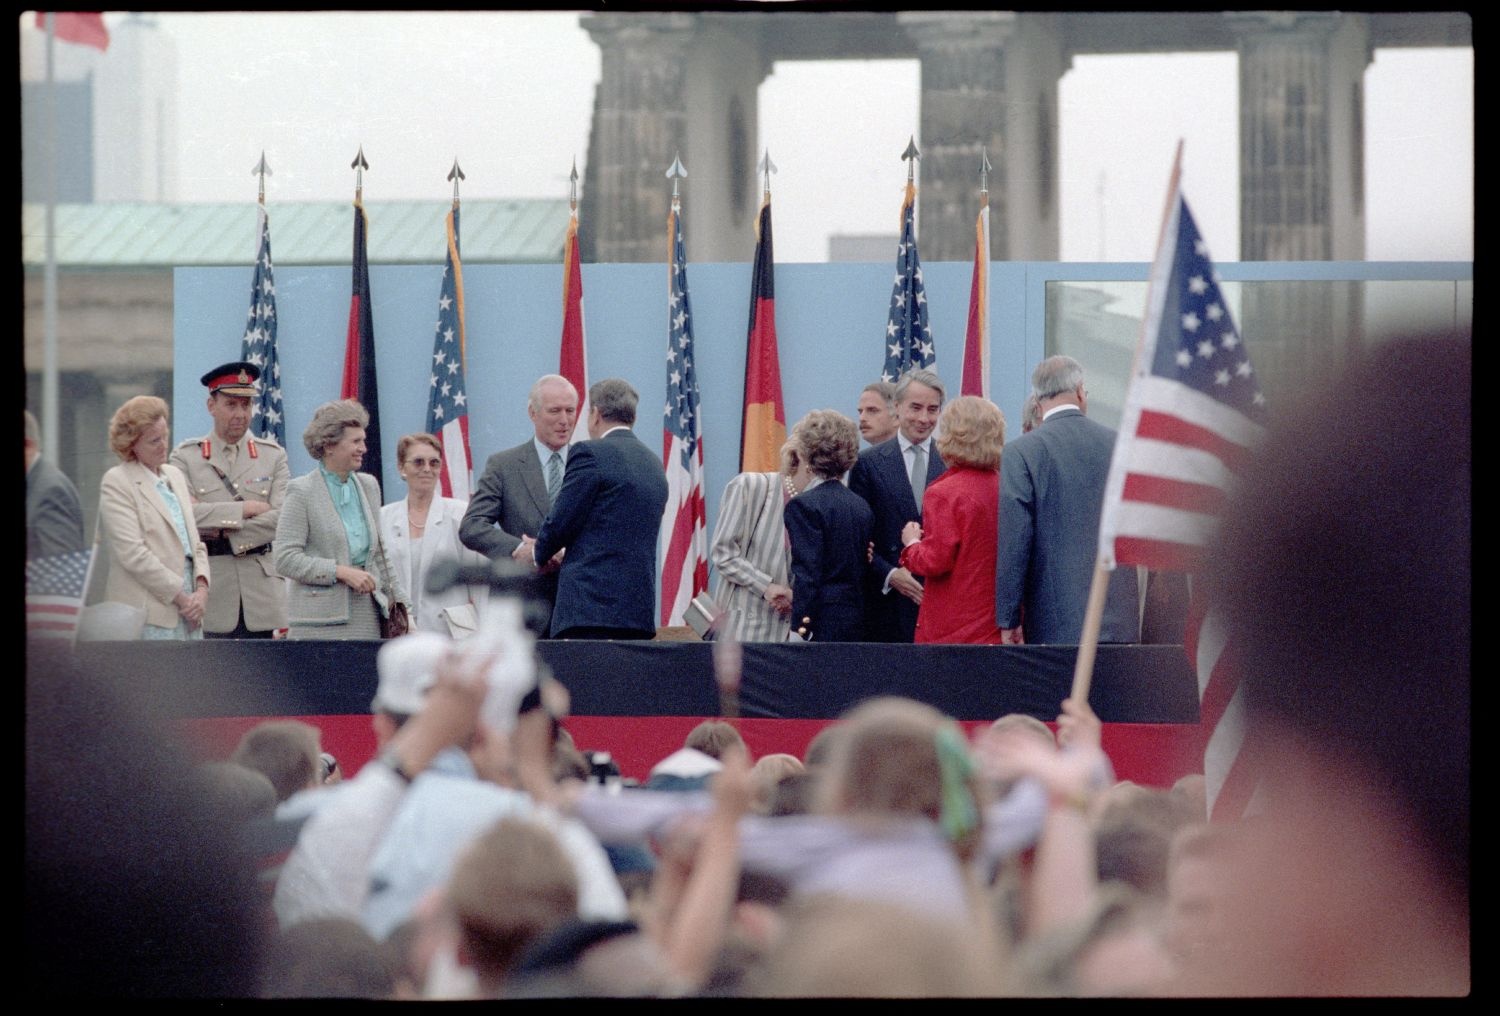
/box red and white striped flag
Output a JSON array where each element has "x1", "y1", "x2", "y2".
[
  {"x1": 1097, "y1": 151, "x2": 1268, "y2": 821},
  {"x1": 960, "y1": 192, "x2": 989, "y2": 399},
  {"x1": 424, "y1": 203, "x2": 471, "y2": 501},
  {"x1": 560, "y1": 210, "x2": 591, "y2": 446},
  {"x1": 26, "y1": 547, "x2": 94, "y2": 643},
  {"x1": 658, "y1": 197, "x2": 708, "y2": 626}
]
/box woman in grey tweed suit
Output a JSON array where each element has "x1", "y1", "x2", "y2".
[
  {"x1": 274, "y1": 400, "x2": 407, "y2": 640},
  {"x1": 708, "y1": 442, "x2": 796, "y2": 642}
]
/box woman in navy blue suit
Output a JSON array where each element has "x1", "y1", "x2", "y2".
[{"x1": 783, "y1": 410, "x2": 872, "y2": 643}]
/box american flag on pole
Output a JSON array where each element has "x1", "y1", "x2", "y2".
[
  {"x1": 960, "y1": 189, "x2": 989, "y2": 399},
  {"x1": 425, "y1": 204, "x2": 472, "y2": 501},
  {"x1": 560, "y1": 208, "x2": 591, "y2": 447},
  {"x1": 658, "y1": 196, "x2": 708, "y2": 626},
  {"x1": 240, "y1": 204, "x2": 285, "y2": 446},
  {"x1": 1097, "y1": 150, "x2": 1268, "y2": 822},
  {"x1": 882, "y1": 179, "x2": 935, "y2": 383},
  {"x1": 26, "y1": 547, "x2": 93, "y2": 643}
]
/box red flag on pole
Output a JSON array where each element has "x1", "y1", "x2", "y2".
[
  {"x1": 740, "y1": 196, "x2": 786, "y2": 473},
  {"x1": 559, "y1": 211, "x2": 591, "y2": 445},
  {"x1": 340, "y1": 199, "x2": 383, "y2": 486},
  {"x1": 960, "y1": 195, "x2": 990, "y2": 399},
  {"x1": 35, "y1": 12, "x2": 110, "y2": 51}
]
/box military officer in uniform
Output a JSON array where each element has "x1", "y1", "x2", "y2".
[{"x1": 169, "y1": 361, "x2": 290, "y2": 638}]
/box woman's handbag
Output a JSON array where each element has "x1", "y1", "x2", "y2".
[
  {"x1": 369, "y1": 513, "x2": 410, "y2": 640},
  {"x1": 380, "y1": 599, "x2": 411, "y2": 639}
]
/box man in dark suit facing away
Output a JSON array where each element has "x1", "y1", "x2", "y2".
[
  {"x1": 848, "y1": 368, "x2": 947, "y2": 642},
  {"x1": 995, "y1": 355, "x2": 1139, "y2": 645},
  {"x1": 25, "y1": 409, "x2": 86, "y2": 560},
  {"x1": 460, "y1": 374, "x2": 578, "y2": 635},
  {"x1": 525, "y1": 378, "x2": 669, "y2": 640}
]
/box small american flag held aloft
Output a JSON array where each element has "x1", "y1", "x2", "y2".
[{"x1": 1098, "y1": 158, "x2": 1269, "y2": 822}]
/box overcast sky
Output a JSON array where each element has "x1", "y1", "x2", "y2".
[{"x1": 30, "y1": 11, "x2": 1474, "y2": 263}]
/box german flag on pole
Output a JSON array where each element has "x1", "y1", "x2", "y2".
[
  {"x1": 740, "y1": 195, "x2": 786, "y2": 473},
  {"x1": 340, "y1": 198, "x2": 383, "y2": 485}
]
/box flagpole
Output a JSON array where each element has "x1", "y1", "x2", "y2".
[
  {"x1": 1069, "y1": 141, "x2": 1185, "y2": 705},
  {"x1": 42, "y1": 12, "x2": 60, "y2": 464}
]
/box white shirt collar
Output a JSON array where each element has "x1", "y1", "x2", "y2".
[
  {"x1": 897, "y1": 431, "x2": 931, "y2": 456},
  {"x1": 533, "y1": 436, "x2": 568, "y2": 463},
  {"x1": 597, "y1": 424, "x2": 631, "y2": 440},
  {"x1": 1042, "y1": 404, "x2": 1082, "y2": 422}
]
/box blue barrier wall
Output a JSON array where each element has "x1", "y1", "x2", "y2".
[{"x1": 174, "y1": 259, "x2": 1033, "y2": 578}]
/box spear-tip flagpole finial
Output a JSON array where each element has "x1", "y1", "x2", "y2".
[
  {"x1": 758, "y1": 149, "x2": 777, "y2": 199},
  {"x1": 351, "y1": 145, "x2": 369, "y2": 201},
  {"x1": 252, "y1": 151, "x2": 272, "y2": 204},
  {"x1": 448, "y1": 158, "x2": 465, "y2": 206},
  {"x1": 666, "y1": 151, "x2": 687, "y2": 202},
  {"x1": 980, "y1": 146, "x2": 991, "y2": 195},
  {"x1": 902, "y1": 136, "x2": 921, "y2": 184},
  {"x1": 569, "y1": 157, "x2": 579, "y2": 212}
]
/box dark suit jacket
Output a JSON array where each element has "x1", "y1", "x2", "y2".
[
  {"x1": 784, "y1": 478, "x2": 874, "y2": 643},
  {"x1": 460, "y1": 439, "x2": 560, "y2": 628},
  {"x1": 26, "y1": 456, "x2": 86, "y2": 559},
  {"x1": 532, "y1": 428, "x2": 668, "y2": 637},
  {"x1": 847, "y1": 436, "x2": 945, "y2": 642},
  {"x1": 995, "y1": 407, "x2": 1140, "y2": 644}
]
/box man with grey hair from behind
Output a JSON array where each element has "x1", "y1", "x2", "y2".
[
  {"x1": 994, "y1": 356, "x2": 1139, "y2": 645},
  {"x1": 461, "y1": 374, "x2": 580, "y2": 635},
  {"x1": 526, "y1": 378, "x2": 668, "y2": 640}
]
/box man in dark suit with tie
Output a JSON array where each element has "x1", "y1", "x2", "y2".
[
  {"x1": 995, "y1": 356, "x2": 1139, "y2": 645},
  {"x1": 848, "y1": 368, "x2": 947, "y2": 643},
  {"x1": 24, "y1": 409, "x2": 86, "y2": 560},
  {"x1": 525, "y1": 378, "x2": 669, "y2": 640},
  {"x1": 460, "y1": 374, "x2": 578, "y2": 635}
]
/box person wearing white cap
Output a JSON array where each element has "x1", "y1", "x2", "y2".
[{"x1": 273, "y1": 623, "x2": 627, "y2": 944}]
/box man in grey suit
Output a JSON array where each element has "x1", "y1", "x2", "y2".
[
  {"x1": 24, "y1": 409, "x2": 85, "y2": 560},
  {"x1": 995, "y1": 356, "x2": 1139, "y2": 645},
  {"x1": 459, "y1": 374, "x2": 577, "y2": 635},
  {"x1": 524, "y1": 378, "x2": 669, "y2": 640}
]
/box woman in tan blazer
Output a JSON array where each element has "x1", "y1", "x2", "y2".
[
  {"x1": 274, "y1": 399, "x2": 407, "y2": 640},
  {"x1": 98, "y1": 395, "x2": 211, "y2": 638}
]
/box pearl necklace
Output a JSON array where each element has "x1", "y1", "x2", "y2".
[
  {"x1": 407, "y1": 500, "x2": 430, "y2": 532},
  {"x1": 782, "y1": 475, "x2": 799, "y2": 499}
]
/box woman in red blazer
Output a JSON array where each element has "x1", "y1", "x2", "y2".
[{"x1": 898, "y1": 396, "x2": 1023, "y2": 645}]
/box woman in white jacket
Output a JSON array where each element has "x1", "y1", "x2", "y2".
[{"x1": 378, "y1": 433, "x2": 488, "y2": 638}]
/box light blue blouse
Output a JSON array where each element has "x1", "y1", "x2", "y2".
[
  {"x1": 154, "y1": 474, "x2": 195, "y2": 560},
  {"x1": 319, "y1": 463, "x2": 370, "y2": 567}
]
